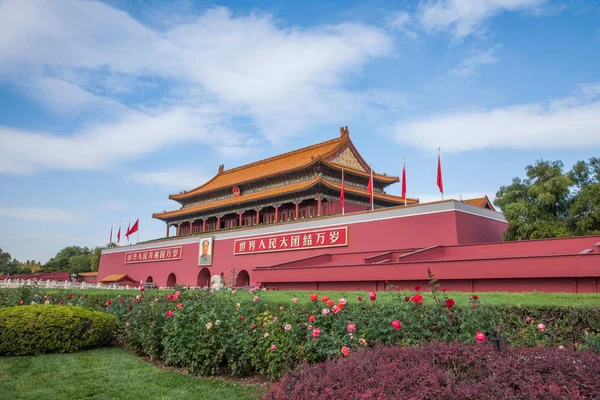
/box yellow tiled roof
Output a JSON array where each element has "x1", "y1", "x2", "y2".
[
  {"x1": 169, "y1": 133, "x2": 397, "y2": 200},
  {"x1": 100, "y1": 274, "x2": 135, "y2": 283}
]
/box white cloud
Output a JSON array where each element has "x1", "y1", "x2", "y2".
[
  {"x1": 0, "y1": 207, "x2": 82, "y2": 223},
  {"x1": 387, "y1": 11, "x2": 418, "y2": 39},
  {"x1": 417, "y1": 0, "x2": 549, "y2": 39},
  {"x1": 448, "y1": 47, "x2": 499, "y2": 78},
  {"x1": 130, "y1": 168, "x2": 211, "y2": 191},
  {"x1": 393, "y1": 82, "x2": 600, "y2": 153},
  {"x1": 0, "y1": 1, "x2": 394, "y2": 175}
]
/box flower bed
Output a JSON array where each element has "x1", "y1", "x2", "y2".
[
  {"x1": 1, "y1": 273, "x2": 599, "y2": 380},
  {"x1": 264, "y1": 343, "x2": 600, "y2": 399}
]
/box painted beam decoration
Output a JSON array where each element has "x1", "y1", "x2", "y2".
[
  {"x1": 125, "y1": 245, "x2": 183, "y2": 264},
  {"x1": 234, "y1": 227, "x2": 348, "y2": 255}
]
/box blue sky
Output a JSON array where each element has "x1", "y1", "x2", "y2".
[{"x1": 0, "y1": 0, "x2": 599, "y2": 262}]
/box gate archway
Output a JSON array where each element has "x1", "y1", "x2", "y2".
[
  {"x1": 197, "y1": 268, "x2": 210, "y2": 288},
  {"x1": 236, "y1": 270, "x2": 250, "y2": 287},
  {"x1": 166, "y1": 273, "x2": 177, "y2": 287}
]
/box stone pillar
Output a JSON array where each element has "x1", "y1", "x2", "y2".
[
  {"x1": 217, "y1": 216, "x2": 221, "y2": 230},
  {"x1": 239, "y1": 212, "x2": 243, "y2": 227},
  {"x1": 317, "y1": 195, "x2": 322, "y2": 216},
  {"x1": 166, "y1": 224, "x2": 170, "y2": 238},
  {"x1": 256, "y1": 209, "x2": 260, "y2": 225},
  {"x1": 202, "y1": 219, "x2": 206, "y2": 232},
  {"x1": 295, "y1": 202, "x2": 299, "y2": 220},
  {"x1": 274, "y1": 205, "x2": 279, "y2": 223},
  {"x1": 189, "y1": 221, "x2": 193, "y2": 234}
]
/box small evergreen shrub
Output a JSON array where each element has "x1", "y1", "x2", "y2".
[
  {"x1": 265, "y1": 343, "x2": 600, "y2": 399},
  {"x1": 0, "y1": 305, "x2": 118, "y2": 356}
]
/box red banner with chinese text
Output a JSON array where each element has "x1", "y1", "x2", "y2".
[
  {"x1": 234, "y1": 227, "x2": 348, "y2": 255},
  {"x1": 125, "y1": 245, "x2": 183, "y2": 264}
]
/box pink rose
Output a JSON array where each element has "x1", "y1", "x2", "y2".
[
  {"x1": 332, "y1": 305, "x2": 341, "y2": 314},
  {"x1": 292, "y1": 298, "x2": 298, "y2": 303},
  {"x1": 270, "y1": 344, "x2": 276, "y2": 351},
  {"x1": 284, "y1": 324, "x2": 292, "y2": 331},
  {"x1": 525, "y1": 316, "x2": 531, "y2": 323},
  {"x1": 322, "y1": 308, "x2": 330, "y2": 316},
  {"x1": 253, "y1": 296, "x2": 260, "y2": 302},
  {"x1": 231, "y1": 289, "x2": 236, "y2": 294},
  {"x1": 369, "y1": 291, "x2": 376, "y2": 301},
  {"x1": 475, "y1": 332, "x2": 486, "y2": 342},
  {"x1": 312, "y1": 328, "x2": 320, "y2": 338},
  {"x1": 177, "y1": 303, "x2": 183, "y2": 309},
  {"x1": 538, "y1": 323, "x2": 546, "y2": 332},
  {"x1": 347, "y1": 323, "x2": 356, "y2": 332},
  {"x1": 391, "y1": 320, "x2": 402, "y2": 330},
  {"x1": 339, "y1": 298, "x2": 347, "y2": 305},
  {"x1": 166, "y1": 310, "x2": 173, "y2": 318},
  {"x1": 341, "y1": 346, "x2": 350, "y2": 356}
]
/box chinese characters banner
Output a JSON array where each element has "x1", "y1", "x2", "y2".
[
  {"x1": 234, "y1": 227, "x2": 348, "y2": 255},
  {"x1": 125, "y1": 245, "x2": 183, "y2": 264}
]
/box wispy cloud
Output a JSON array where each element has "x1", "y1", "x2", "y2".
[
  {"x1": 393, "y1": 82, "x2": 600, "y2": 153},
  {"x1": 387, "y1": 11, "x2": 418, "y2": 39},
  {"x1": 417, "y1": 0, "x2": 549, "y2": 39},
  {"x1": 448, "y1": 46, "x2": 499, "y2": 78},
  {"x1": 0, "y1": 1, "x2": 394, "y2": 176},
  {"x1": 0, "y1": 207, "x2": 83, "y2": 223}
]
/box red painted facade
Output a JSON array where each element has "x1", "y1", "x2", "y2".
[{"x1": 98, "y1": 200, "x2": 600, "y2": 293}]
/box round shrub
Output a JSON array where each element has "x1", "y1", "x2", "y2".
[
  {"x1": 0, "y1": 305, "x2": 118, "y2": 356},
  {"x1": 265, "y1": 343, "x2": 600, "y2": 399}
]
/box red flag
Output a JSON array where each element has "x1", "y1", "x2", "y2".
[
  {"x1": 367, "y1": 166, "x2": 374, "y2": 209},
  {"x1": 126, "y1": 220, "x2": 131, "y2": 243},
  {"x1": 402, "y1": 158, "x2": 407, "y2": 202},
  {"x1": 437, "y1": 149, "x2": 444, "y2": 194},
  {"x1": 127, "y1": 219, "x2": 139, "y2": 237},
  {"x1": 340, "y1": 169, "x2": 345, "y2": 213},
  {"x1": 117, "y1": 226, "x2": 121, "y2": 244}
]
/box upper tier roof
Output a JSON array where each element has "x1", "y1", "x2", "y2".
[
  {"x1": 463, "y1": 195, "x2": 496, "y2": 211},
  {"x1": 169, "y1": 128, "x2": 398, "y2": 201}
]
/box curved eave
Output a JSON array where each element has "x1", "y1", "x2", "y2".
[{"x1": 155, "y1": 177, "x2": 325, "y2": 221}]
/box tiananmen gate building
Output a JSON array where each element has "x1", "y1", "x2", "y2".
[{"x1": 98, "y1": 128, "x2": 600, "y2": 293}]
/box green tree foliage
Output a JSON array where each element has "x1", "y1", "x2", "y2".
[
  {"x1": 495, "y1": 157, "x2": 600, "y2": 240},
  {"x1": 0, "y1": 248, "x2": 20, "y2": 276},
  {"x1": 41, "y1": 245, "x2": 107, "y2": 273}
]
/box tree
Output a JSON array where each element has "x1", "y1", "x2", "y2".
[
  {"x1": 0, "y1": 248, "x2": 20, "y2": 276},
  {"x1": 89, "y1": 246, "x2": 103, "y2": 272},
  {"x1": 495, "y1": 158, "x2": 600, "y2": 240},
  {"x1": 43, "y1": 246, "x2": 91, "y2": 272}
]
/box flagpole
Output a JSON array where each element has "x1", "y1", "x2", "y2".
[
  {"x1": 403, "y1": 156, "x2": 407, "y2": 206},
  {"x1": 137, "y1": 217, "x2": 139, "y2": 244},
  {"x1": 371, "y1": 164, "x2": 374, "y2": 211},
  {"x1": 341, "y1": 169, "x2": 345, "y2": 215},
  {"x1": 438, "y1": 147, "x2": 444, "y2": 201}
]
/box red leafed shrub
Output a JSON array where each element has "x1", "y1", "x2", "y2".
[{"x1": 265, "y1": 343, "x2": 600, "y2": 399}]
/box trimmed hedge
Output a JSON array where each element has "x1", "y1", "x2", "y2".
[
  {"x1": 0, "y1": 305, "x2": 118, "y2": 356},
  {"x1": 265, "y1": 343, "x2": 600, "y2": 399}
]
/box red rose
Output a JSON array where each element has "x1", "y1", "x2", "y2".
[
  {"x1": 105, "y1": 300, "x2": 111, "y2": 306},
  {"x1": 326, "y1": 300, "x2": 335, "y2": 307},
  {"x1": 358, "y1": 296, "x2": 363, "y2": 302},
  {"x1": 414, "y1": 285, "x2": 420, "y2": 291},
  {"x1": 309, "y1": 294, "x2": 318, "y2": 301},
  {"x1": 67, "y1": 293, "x2": 73, "y2": 299},
  {"x1": 140, "y1": 287, "x2": 145, "y2": 292},
  {"x1": 321, "y1": 296, "x2": 330, "y2": 303},
  {"x1": 369, "y1": 291, "x2": 376, "y2": 301},
  {"x1": 441, "y1": 287, "x2": 447, "y2": 292},
  {"x1": 19, "y1": 300, "x2": 24, "y2": 305},
  {"x1": 251, "y1": 323, "x2": 257, "y2": 329},
  {"x1": 58, "y1": 301, "x2": 64, "y2": 305},
  {"x1": 391, "y1": 320, "x2": 402, "y2": 330},
  {"x1": 177, "y1": 303, "x2": 183, "y2": 309},
  {"x1": 166, "y1": 310, "x2": 173, "y2": 318},
  {"x1": 446, "y1": 298, "x2": 455, "y2": 309},
  {"x1": 309, "y1": 315, "x2": 316, "y2": 322},
  {"x1": 475, "y1": 331, "x2": 486, "y2": 342},
  {"x1": 128, "y1": 305, "x2": 133, "y2": 310},
  {"x1": 473, "y1": 295, "x2": 479, "y2": 300},
  {"x1": 312, "y1": 327, "x2": 320, "y2": 338},
  {"x1": 404, "y1": 296, "x2": 410, "y2": 302},
  {"x1": 410, "y1": 294, "x2": 423, "y2": 305}
]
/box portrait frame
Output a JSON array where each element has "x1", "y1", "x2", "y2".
[{"x1": 198, "y1": 236, "x2": 214, "y2": 266}]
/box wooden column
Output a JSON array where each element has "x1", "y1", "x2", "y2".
[
  {"x1": 239, "y1": 212, "x2": 243, "y2": 227},
  {"x1": 189, "y1": 221, "x2": 193, "y2": 234},
  {"x1": 256, "y1": 209, "x2": 260, "y2": 225},
  {"x1": 317, "y1": 195, "x2": 322, "y2": 216},
  {"x1": 295, "y1": 202, "x2": 299, "y2": 220},
  {"x1": 166, "y1": 224, "x2": 170, "y2": 238},
  {"x1": 217, "y1": 216, "x2": 221, "y2": 230},
  {"x1": 274, "y1": 205, "x2": 279, "y2": 223},
  {"x1": 202, "y1": 219, "x2": 206, "y2": 232},
  {"x1": 177, "y1": 223, "x2": 181, "y2": 236}
]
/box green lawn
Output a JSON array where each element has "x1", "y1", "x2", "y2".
[
  {"x1": 226, "y1": 289, "x2": 600, "y2": 308},
  {"x1": 0, "y1": 347, "x2": 262, "y2": 400}
]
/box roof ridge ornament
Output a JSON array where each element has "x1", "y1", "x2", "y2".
[
  {"x1": 340, "y1": 126, "x2": 349, "y2": 137},
  {"x1": 218, "y1": 164, "x2": 224, "y2": 174}
]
